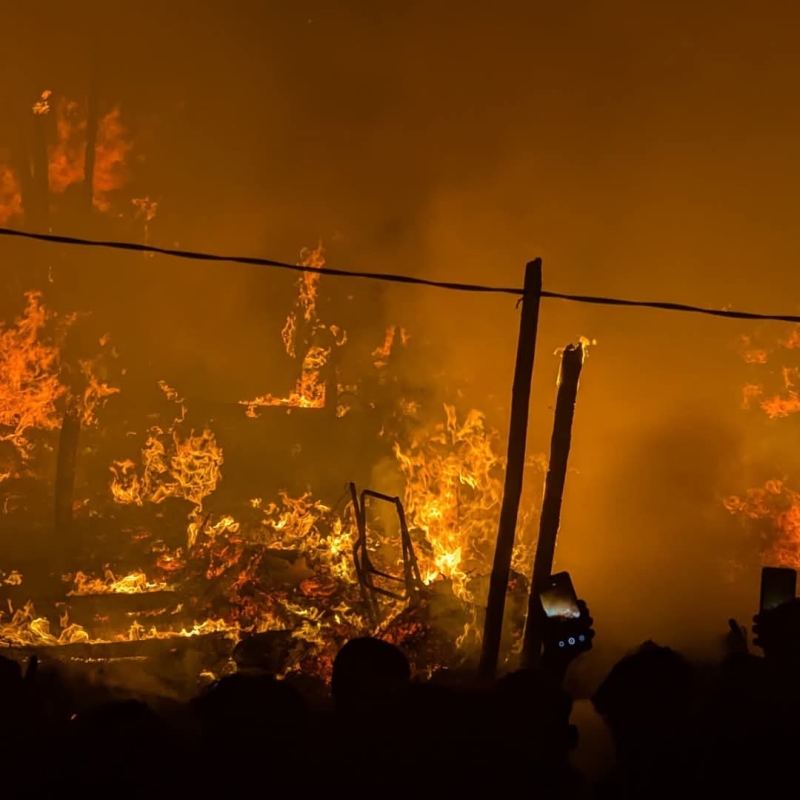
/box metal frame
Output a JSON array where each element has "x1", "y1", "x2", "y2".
[{"x1": 349, "y1": 482, "x2": 424, "y2": 625}]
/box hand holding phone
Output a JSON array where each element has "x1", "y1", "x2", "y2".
[
  {"x1": 539, "y1": 572, "x2": 592, "y2": 653},
  {"x1": 759, "y1": 566, "x2": 797, "y2": 614}
]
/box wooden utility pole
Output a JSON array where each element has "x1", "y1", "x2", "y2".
[
  {"x1": 478, "y1": 259, "x2": 542, "y2": 679},
  {"x1": 521, "y1": 341, "x2": 586, "y2": 668}
]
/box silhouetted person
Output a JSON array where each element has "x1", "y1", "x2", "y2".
[
  {"x1": 592, "y1": 642, "x2": 698, "y2": 798},
  {"x1": 330, "y1": 636, "x2": 410, "y2": 713}
]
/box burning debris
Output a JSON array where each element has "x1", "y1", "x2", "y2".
[
  {"x1": 727, "y1": 324, "x2": 800, "y2": 568},
  {"x1": 241, "y1": 245, "x2": 346, "y2": 416},
  {"x1": 0, "y1": 273, "x2": 544, "y2": 681},
  {"x1": 0, "y1": 89, "x2": 549, "y2": 681}
]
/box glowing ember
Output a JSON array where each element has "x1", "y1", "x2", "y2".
[{"x1": 1, "y1": 571, "x2": 22, "y2": 586}]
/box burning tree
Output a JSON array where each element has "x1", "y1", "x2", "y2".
[{"x1": 726, "y1": 325, "x2": 800, "y2": 567}]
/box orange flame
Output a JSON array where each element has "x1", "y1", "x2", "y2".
[
  {"x1": 0, "y1": 292, "x2": 65, "y2": 457},
  {"x1": 110, "y1": 383, "x2": 223, "y2": 548},
  {"x1": 0, "y1": 163, "x2": 22, "y2": 225},
  {"x1": 67, "y1": 568, "x2": 169, "y2": 595},
  {"x1": 241, "y1": 245, "x2": 345, "y2": 416}
]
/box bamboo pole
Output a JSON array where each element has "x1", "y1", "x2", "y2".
[
  {"x1": 478, "y1": 259, "x2": 542, "y2": 678},
  {"x1": 520, "y1": 341, "x2": 586, "y2": 669}
]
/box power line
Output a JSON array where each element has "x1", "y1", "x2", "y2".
[
  {"x1": 2, "y1": 226, "x2": 800, "y2": 325},
  {"x1": 541, "y1": 290, "x2": 800, "y2": 325},
  {"x1": 0, "y1": 227, "x2": 521, "y2": 296}
]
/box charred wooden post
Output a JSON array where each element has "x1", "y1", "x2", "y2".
[
  {"x1": 54, "y1": 399, "x2": 81, "y2": 559},
  {"x1": 479, "y1": 259, "x2": 542, "y2": 679},
  {"x1": 521, "y1": 341, "x2": 586, "y2": 669}
]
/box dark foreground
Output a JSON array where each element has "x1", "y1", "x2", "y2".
[{"x1": 3, "y1": 600, "x2": 800, "y2": 800}]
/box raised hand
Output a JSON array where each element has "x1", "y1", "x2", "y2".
[
  {"x1": 753, "y1": 597, "x2": 800, "y2": 664},
  {"x1": 724, "y1": 618, "x2": 748, "y2": 656}
]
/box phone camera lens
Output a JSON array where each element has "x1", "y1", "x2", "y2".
[
  {"x1": 558, "y1": 640, "x2": 565, "y2": 648},
  {"x1": 578, "y1": 634, "x2": 585, "y2": 642},
  {"x1": 568, "y1": 637, "x2": 576, "y2": 646}
]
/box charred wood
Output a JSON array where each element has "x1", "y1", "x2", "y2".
[{"x1": 54, "y1": 403, "x2": 81, "y2": 561}]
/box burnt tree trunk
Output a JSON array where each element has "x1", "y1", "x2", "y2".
[{"x1": 54, "y1": 400, "x2": 81, "y2": 562}]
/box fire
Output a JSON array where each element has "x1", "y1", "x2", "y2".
[
  {"x1": 725, "y1": 480, "x2": 800, "y2": 568},
  {"x1": 0, "y1": 89, "x2": 134, "y2": 226},
  {"x1": 739, "y1": 328, "x2": 800, "y2": 418},
  {"x1": 394, "y1": 404, "x2": 537, "y2": 602},
  {"x1": 0, "y1": 244, "x2": 550, "y2": 675},
  {"x1": 0, "y1": 162, "x2": 22, "y2": 225},
  {"x1": 0, "y1": 292, "x2": 116, "y2": 475},
  {"x1": 67, "y1": 569, "x2": 169, "y2": 596},
  {"x1": 1, "y1": 571, "x2": 22, "y2": 586},
  {"x1": 730, "y1": 325, "x2": 800, "y2": 563},
  {"x1": 373, "y1": 326, "x2": 409, "y2": 369},
  {"x1": 0, "y1": 292, "x2": 65, "y2": 457},
  {"x1": 92, "y1": 108, "x2": 132, "y2": 212},
  {"x1": 47, "y1": 95, "x2": 133, "y2": 211},
  {"x1": 259, "y1": 492, "x2": 357, "y2": 585},
  {"x1": 110, "y1": 424, "x2": 223, "y2": 548},
  {"x1": 0, "y1": 599, "x2": 237, "y2": 649},
  {"x1": 241, "y1": 246, "x2": 345, "y2": 416},
  {"x1": 48, "y1": 95, "x2": 87, "y2": 194},
  {"x1": 79, "y1": 354, "x2": 121, "y2": 427},
  {"x1": 0, "y1": 601, "x2": 91, "y2": 647}
]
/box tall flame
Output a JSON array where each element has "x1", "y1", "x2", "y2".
[
  {"x1": 241, "y1": 245, "x2": 345, "y2": 416},
  {"x1": 0, "y1": 292, "x2": 65, "y2": 457},
  {"x1": 110, "y1": 383, "x2": 223, "y2": 548},
  {"x1": 0, "y1": 90, "x2": 134, "y2": 224}
]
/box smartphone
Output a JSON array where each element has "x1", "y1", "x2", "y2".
[
  {"x1": 539, "y1": 571, "x2": 582, "y2": 621},
  {"x1": 760, "y1": 566, "x2": 797, "y2": 613}
]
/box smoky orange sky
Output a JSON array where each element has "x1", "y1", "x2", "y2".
[{"x1": 5, "y1": 2, "x2": 800, "y2": 662}]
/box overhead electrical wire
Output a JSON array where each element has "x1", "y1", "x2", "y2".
[{"x1": 2, "y1": 226, "x2": 800, "y2": 325}]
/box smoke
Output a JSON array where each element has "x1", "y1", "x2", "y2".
[{"x1": 4, "y1": 2, "x2": 800, "y2": 674}]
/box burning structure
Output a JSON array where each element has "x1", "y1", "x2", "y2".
[{"x1": 0, "y1": 90, "x2": 550, "y2": 685}]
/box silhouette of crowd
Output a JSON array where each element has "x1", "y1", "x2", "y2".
[{"x1": 3, "y1": 594, "x2": 800, "y2": 799}]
